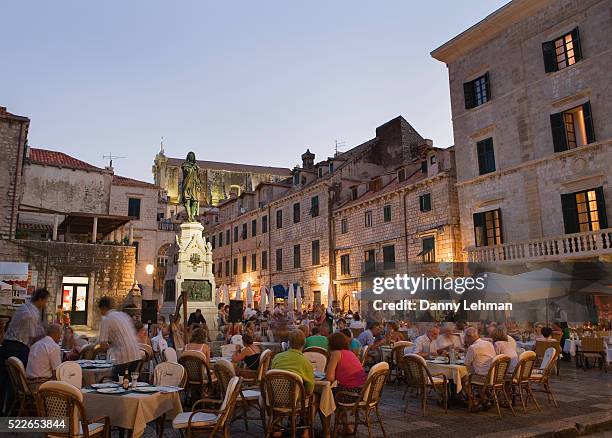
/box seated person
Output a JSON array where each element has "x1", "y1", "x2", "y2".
[
  {"x1": 326, "y1": 332, "x2": 366, "y2": 393},
  {"x1": 151, "y1": 323, "x2": 169, "y2": 353},
  {"x1": 341, "y1": 328, "x2": 362, "y2": 356},
  {"x1": 134, "y1": 321, "x2": 151, "y2": 346},
  {"x1": 304, "y1": 326, "x2": 329, "y2": 350},
  {"x1": 232, "y1": 333, "x2": 261, "y2": 375},
  {"x1": 406, "y1": 325, "x2": 440, "y2": 358},
  {"x1": 26, "y1": 324, "x2": 62, "y2": 380},
  {"x1": 492, "y1": 328, "x2": 518, "y2": 372},
  {"x1": 184, "y1": 327, "x2": 211, "y2": 363},
  {"x1": 464, "y1": 327, "x2": 496, "y2": 377},
  {"x1": 357, "y1": 322, "x2": 385, "y2": 362},
  {"x1": 271, "y1": 330, "x2": 314, "y2": 394},
  {"x1": 61, "y1": 326, "x2": 88, "y2": 361},
  {"x1": 536, "y1": 326, "x2": 555, "y2": 342},
  {"x1": 386, "y1": 322, "x2": 405, "y2": 344},
  {"x1": 335, "y1": 318, "x2": 347, "y2": 333},
  {"x1": 433, "y1": 323, "x2": 463, "y2": 355},
  {"x1": 349, "y1": 314, "x2": 366, "y2": 329}
]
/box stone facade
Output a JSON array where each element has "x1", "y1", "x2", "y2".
[
  {"x1": 431, "y1": 0, "x2": 612, "y2": 262},
  {"x1": 0, "y1": 107, "x2": 29, "y2": 240}
]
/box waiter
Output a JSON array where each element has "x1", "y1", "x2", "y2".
[
  {"x1": 0, "y1": 288, "x2": 49, "y2": 415},
  {"x1": 97, "y1": 296, "x2": 140, "y2": 380}
]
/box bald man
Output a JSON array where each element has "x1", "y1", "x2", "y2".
[
  {"x1": 463, "y1": 326, "x2": 496, "y2": 376},
  {"x1": 26, "y1": 324, "x2": 62, "y2": 380}
]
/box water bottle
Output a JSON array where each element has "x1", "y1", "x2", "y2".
[{"x1": 449, "y1": 347, "x2": 456, "y2": 364}]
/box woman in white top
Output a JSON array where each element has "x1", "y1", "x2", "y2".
[{"x1": 492, "y1": 328, "x2": 518, "y2": 372}]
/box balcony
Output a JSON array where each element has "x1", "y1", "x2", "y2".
[{"x1": 467, "y1": 228, "x2": 612, "y2": 263}]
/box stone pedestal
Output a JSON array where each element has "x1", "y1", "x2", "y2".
[{"x1": 160, "y1": 222, "x2": 217, "y2": 332}]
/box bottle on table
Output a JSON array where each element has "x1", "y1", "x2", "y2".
[{"x1": 122, "y1": 369, "x2": 130, "y2": 390}]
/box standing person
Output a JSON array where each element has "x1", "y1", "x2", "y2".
[
  {"x1": 97, "y1": 296, "x2": 140, "y2": 380},
  {"x1": 0, "y1": 288, "x2": 49, "y2": 415}
]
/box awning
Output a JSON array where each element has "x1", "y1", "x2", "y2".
[
  {"x1": 58, "y1": 212, "x2": 133, "y2": 235},
  {"x1": 272, "y1": 283, "x2": 304, "y2": 299},
  {"x1": 0, "y1": 262, "x2": 29, "y2": 281}
]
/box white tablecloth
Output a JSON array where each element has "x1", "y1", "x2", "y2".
[
  {"x1": 81, "y1": 367, "x2": 113, "y2": 386},
  {"x1": 563, "y1": 339, "x2": 580, "y2": 356},
  {"x1": 82, "y1": 388, "x2": 182, "y2": 437},
  {"x1": 314, "y1": 379, "x2": 337, "y2": 417},
  {"x1": 516, "y1": 341, "x2": 535, "y2": 351},
  {"x1": 426, "y1": 362, "x2": 469, "y2": 393}
]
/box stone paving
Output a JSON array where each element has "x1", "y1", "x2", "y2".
[{"x1": 137, "y1": 361, "x2": 612, "y2": 437}]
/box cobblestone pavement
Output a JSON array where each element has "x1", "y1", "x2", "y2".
[{"x1": 133, "y1": 362, "x2": 612, "y2": 437}]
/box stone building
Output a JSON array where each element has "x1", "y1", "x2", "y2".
[
  {"x1": 152, "y1": 146, "x2": 292, "y2": 218},
  {"x1": 205, "y1": 116, "x2": 451, "y2": 307},
  {"x1": 431, "y1": 0, "x2": 612, "y2": 263}
]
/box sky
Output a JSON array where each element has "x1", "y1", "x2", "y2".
[{"x1": 1, "y1": 0, "x2": 508, "y2": 181}]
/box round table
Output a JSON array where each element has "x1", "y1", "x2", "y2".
[{"x1": 426, "y1": 361, "x2": 469, "y2": 393}]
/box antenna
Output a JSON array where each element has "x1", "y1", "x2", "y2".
[
  {"x1": 102, "y1": 152, "x2": 126, "y2": 168},
  {"x1": 334, "y1": 140, "x2": 346, "y2": 157}
]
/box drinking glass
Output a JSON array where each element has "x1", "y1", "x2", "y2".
[{"x1": 130, "y1": 371, "x2": 139, "y2": 387}]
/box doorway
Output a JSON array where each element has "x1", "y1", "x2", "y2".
[{"x1": 62, "y1": 276, "x2": 89, "y2": 325}]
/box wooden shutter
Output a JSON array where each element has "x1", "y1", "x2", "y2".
[
  {"x1": 464, "y1": 81, "x2": 475, "y2": 109},
  {"x1": 595, "y1": 187, "x2": 608, "y2": 229},
  {"x1": 571, "y1": 27, "x2": 582, "y2": 63},
  {"x1": 582, "y1": 101, "x2": 595, "y2": 143},
  {"x1": 484, "y1": 72, "x2": 491, "y2": 101},
  {"x1": 542, "y1": 40, "x2": 557, "y2": 73},
  {"x1": 550, "y1": 112, "x2": 568, "y2": 152},
  {"x1": 473, "y1": 212, "x2": 485, "y2": 246},
  {"x1": 561, "y1": 193, "x2": 579, "y2": 234},
  {"x1": 496, "y1": 209, "x2": 504, "y2": 244}
]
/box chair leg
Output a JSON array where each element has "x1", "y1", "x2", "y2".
[
  {"x1": 502, "y1": 389, "x2": 515, "y2": 417},
  {"x1": 365, "y1": 410, "x2": 372, "y2": 438},
  {"x1": 376, "y1": 406, "x2": 387, "y2": 438},
  {"x1": 526, "y1": 384, "x2": 541, "y2": 412},
  {"x1": 518, "y1": 386, "x2": 526, "y2": 414},
  {"x1": 491, "y1": 390, "x2": 502, "y2": 419},
  {"x1": 545, "y1": 383, "x2": 558, "y2": 408}
]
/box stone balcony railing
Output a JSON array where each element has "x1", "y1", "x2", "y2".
[{"x1": 467, "y1": 228, "x2": 612, "y2": 263}]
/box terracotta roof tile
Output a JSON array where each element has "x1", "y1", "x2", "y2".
[
  {"x1": 112, "y1": 175, "x2": 157, "y2": 189},
  {"x1": 29, "y1": 148, "x2": 104, "y2": 172}
]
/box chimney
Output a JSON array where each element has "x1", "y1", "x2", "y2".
[{"x1": 301, "y1": 149, "x2": 315, "y2": 170}]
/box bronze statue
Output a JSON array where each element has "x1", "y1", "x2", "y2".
[{"x1": 181, "y1": 152, "x2": 201, "y2": 222}]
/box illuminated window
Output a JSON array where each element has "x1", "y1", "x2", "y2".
[
  {"x1": 561, "y1": 187, "x2": 608, "y2": 234},
  {"x1": 473, "y1": 209, "x2": 503, "y2": 247},
  {"x1": 550, "y1": 102, "x2": 595, "y2": 152},
  {"x1": 543, "y1": 28, "x2": 582, "y2": 73}
]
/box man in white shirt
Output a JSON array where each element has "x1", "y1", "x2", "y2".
[
  {"x1": 463, "y1": 327, "x2": 496, "y2": 376},
  {"x1": 26, "y1": 324, "x2": 62, "y2": 380},
  {"x1": 349, "y1": 314, "x2": 366, "y2": 329},
  {"x1": 407, "y1": 326, "x2": 440, "y2": 358},
  {"x1": 432, "y1": 323, "x2": 464, "y2": 355},
  {"x1": 97, "y1": 296, "x2": 140, "y2": 380},
  {"x1": 244, "y1": 304, "x2": 257, "y2": 320}
]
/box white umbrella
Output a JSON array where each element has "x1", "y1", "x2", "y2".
[
  {"x1": 268, "y1": 286, "x2": 274, "y2": 308},
  {"x1": 246, "y1": 282, "x2": 253, "y2": 306},
  {"x1": 223, "y1": 284, "x2": 230, "y2": 303},
  {"x1": 287, "y1": 284, "x2": 295, "y2": 311},
  {"x1": 234, "y1": 286, "x2": 242, "y2": 301},
  {"x1": 296, "y1": 286, "x2": 302, "y2": 313},
  {"x1": 327, "y1": 282, "x2": 334, "y2": 307},
  {"x1": 214, "y1": 287, "x2": 219, "y2": 305},
  {"x1": 260, "y1": 285, "x2": 267, "y2": 309}
]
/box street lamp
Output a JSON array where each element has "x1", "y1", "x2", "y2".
[{"x1": 145, "y1": 264, "x2": 154, "y2": 275}]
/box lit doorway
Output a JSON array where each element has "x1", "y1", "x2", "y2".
[{"x1": 62, "y1": 276, "x2": 89, "y2": 325}]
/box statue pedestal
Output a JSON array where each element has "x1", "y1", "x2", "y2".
[{"x1": 160, "y1": 222, "x2": 217, "y2": 335}]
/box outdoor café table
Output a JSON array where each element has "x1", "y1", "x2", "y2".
[
  {"x1": 426, "y1": 360, "x2": 469, "y2": 393},
  {"x1": 380, "y1": 345, "x2": 393, "y2": 363},
  {"x1": 82, "y1": 386, "x2": 182, "y2": 438},
  {"x1": 77, "y1": 360, "x2": 114, "y2": 386},
  {"x1": 314, "y1": 378, "x2": 337, "y2": 438},
  {"x1": 517, "y1": 340, "x2": 536, "y2": 351},
  {"x1": 564, "y1": 339, "x2": 581, "y2": 356}
]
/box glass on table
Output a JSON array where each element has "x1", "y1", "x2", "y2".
[{"x1": 130, "y1": 371, "x2": 140, "y2": 386}]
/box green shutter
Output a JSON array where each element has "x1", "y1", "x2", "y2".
[
  {"x1": 561, "y1": 193, "x2": 579, "y2": 234},
  {"x1": 595, "y1": 187, "x2": 608, "y2": 229},
  {"x1": 571, "y1": 27, "x2": 582, "y2": 63},
  {"x1": 582, "y1": 101, "x2": 595, "y2": 143},
  {"x1": 542, "y1": 40, "x2": 557, "y2": 73},
  {"x1": 464, "y1": 81, "x2": 475, "y2": 109},
  {"x1": 550, "y1": 112, "x2": 568, "y2": 152}
]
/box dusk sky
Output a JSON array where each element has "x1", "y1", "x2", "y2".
[{"x1": 2, "y1": 0, "x2": 508, "y2": 181}]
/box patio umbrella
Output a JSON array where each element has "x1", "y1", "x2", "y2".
[
  {"x1": 296, "y1": 286, "x2": 302, "y2": 313},
  {"x1": 214, "y1": 287, "x2": 219, "y2": 305},
  {"x1": 223, "y1": 285, "x2": 230, "y2": 304},
  {"x1": 260, "y1": 285, "x2": 267, "y2": 309},
  {"x1": 246, "y1": 282, "x2": 253, "y2": 306},
  {"x1": 234, "y1": 286, "x2": 242, "y2": 300},
  {"x1": 287, "y1": 284, "x2": 295, "y2": 311},
  {"x1": 268, "y1": 286, "x2": 274, "y2": 308},
  {"x1": 327, "y1": 282, "x2": 334, "y2": 307},
  {"x1": 485, "y1": 268, "x2": 570, "y2": 303}
]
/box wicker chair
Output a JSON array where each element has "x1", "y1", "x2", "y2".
[
  {"x1": 578, "y1": 337, "x2": 608, "y2": 372},
  {"x1": 390, "y1": 342, "x2": 413, "y2": 382},
  {"x1": 303, "y1": 346, "x2": 330, "y2": 359},
  {"x1": 172, "y1": 376, "x2": 243, "y2": 438},
  {"x1": 56, "y1": 361, "x2": 83, "y2": 389},
  {"x1": 332, "y1": 361, "x2": 389, "y2": 438},
  {"x1": 5, "y1": 356, "x2": 37, "y2": 416},
  {"x1": 36, "y1": 381, "x2": 110, "y2": 438},
  {"x1": 400, "y1": 354, "x2": 448, "y2": 416},
  {"x1": 153, "y1": 362, "x2": 186, "y2": 387},
  {"x1": 530, "y1": 347, "x2": 559, "y2": 407},
  {"x1": 507, "y1": 351, "x2": 540, "y2": 414},
  {"x1": 243, "y1": 348, "x2": 272, "y2": 390},
  {"x1": 303, "y1": 349, "x2": 328, "y2": 373},
  {"x1": 535, "y1": 340, "x2": 561, "y2": 377},
  {"x1": 179, "y1": 350, "x2": 215, "y2": 408},
  {"x1": 467, "y1": 354, "x2": 515, "y2": 418},
  {"x1": 262, "y1": 369, "x2": 314, "y2": 438},
  {"x1": 360, "y1": 345, "x2": 370, "y2": 368},
  {"x1": 163, "y1": 347, "x2": 178, "y2": 363}
]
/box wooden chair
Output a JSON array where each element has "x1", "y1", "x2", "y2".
[
  {"x1": 303, "y1": 349, "x2": 328, "y2": 373},
  {"x1": 333, "y1": 361, "x2": 390, "y2": 438},
  {"x1": 530, "y1": 347, "x2": 559, "y2": 407},
  {"x1": 507, "y1": 351, "x2": 540, "y2": 414},
  {"x1": 56, "y1": 361, "x2": 83, "y2": 389},
  {"x1": 578, "y1": 337, "x2": 608, "y2": 372},
  {"x1": 179, "y1": 350, "x2": 215, "y2": 408},
  {"x1": 36, "y1": 381, "x2": 109, "y2": 438},
  {"x1": 262, "y1": 369, "x2": 314, "y2": 438},
  {"x1": 467, "y1": 354, "x2": 515, "y2": 418},
  {"x1": 400, "y1": 354, "x2": 448, "y2": 416},
  {"x1": 5, "y1": 357, "x2": 36, "y2": 416},
  {"x1": 172, "y1": 376, "x2": 243, "y2": 438}
]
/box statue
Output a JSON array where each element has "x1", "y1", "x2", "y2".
[{"x1": 181, "y1": 152, "x2": 201, "y2": 222}]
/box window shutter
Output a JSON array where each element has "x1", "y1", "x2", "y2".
[
  {"x1": 463, "y1": 81, "x2": 475, "y2": 109},
  {"x1": 550, "y1": 112, "x2": 568, "y2": 152},
  {"x1": 595, "y1": 187, "x2": 608, "y2": 229},
  {"x1": 571, "y1": 27, "x2": 582, "y2": 63},
  {"x1": 496, "y1": 209, "x2": 504, "y2": 244},
  {"x1": 473, "y1": 212, "x2": 485, "y2": 246},
  {"x1": 542, "y1": 40, "x2": 557, "y2": 73},
  {"x1": 561, "y1": 193, "x2": 579, "y2": 234},
  {"x1": 484, "y1": 72, "x2": 491, "y2": 101},
  {"x1": 582, "y1": 101, "x2": 595, "y2": 143}
]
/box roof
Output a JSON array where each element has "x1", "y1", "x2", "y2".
[
  {"x1": 0, "y1": 106, "x2": 29, "y2": 122},
  {"x1": 29, "y1": 148, "x2": 104, "y2": 172},
  {"x1": 58, "y1": 212, "x2": 133, "y2": 235},
  {"x1": 165, "y1": 157, "x2": 291, "y2": 176},
  {"x1": 112, "y1": 174, "x2": 157, "y2": 189}
]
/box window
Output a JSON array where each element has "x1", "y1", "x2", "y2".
[
  {"x1": 293, "y1": 173, "x2": 300, "y2": 186},
  {"x1": 313, "y1": 291, "x2": 321, "y2": 305},
  {"x1": 233, "y1": 258, "x2": 238, "y2": 275},
  {"x1": 251, "y1": 219, "x2": 257, "y2": 237},
  {"x1": 318, "y1": 167, "x2": 323, "y2": 177},
  {"x1": 383, "y1": 245, "x2": 395, "y2": 270},
  {"x1": 351, "y1": 187, "x2": 358, "y2": 200},
  {"x1": 218, "y1": 232, "x2": 223, "y2": 247},
  {"x1": 226, "y1": 229, "x2": 230, "y2": 245},
  {"x1": 364, "y1": 211, "x2": 372, "y2": 228},
  {"x1": 473, "y1": 209, "x2": 503, "y2": 247},
  {"x1": 464, "y1": 72, "x2": 490, "y2": 109},
  {"x1": 275, "y1": 248, "x2": 283, "y2": 271},
  {"x1": 233, "y1": 226, "x2": 238, "y2": 242},
  {"x1": 276, "y1": 209, "x2": 283, "y2": 229},
  {"x1": 225, "y1": 260, "x2": 230, "y2": 277},
  {"x1": 251, "y1": 253, "x2": 257, "y2": 271},
  {"x1": 242, "y1": 255, "x2": 247, "y2": 273},
  {"x1": 550, "y1": 102, "x2": 595, "y2": 152},
  {"x1": 430, "y1": 155, "x2": 437, "y2": 165},
  {"x1": 421, "y1": 160, "x2": 428, "y2": 174},
  {"x1": 420, "y1": 237, "x2": 436, "y2": 264},
  {"x1": 340, "y1": 254, "x2": 350, "y2": 275},
  {"x1": 341, "y1": 218, "x2": 348, "y2": 234},
  {"x1": 241, "y1": 223, "x2": 247, "y2": 240},
  {"x1": 476, "y1": 137, "x2": 496, "y2": 175},
  {"x1": 211, "y1": 235, "x2": 216, "y2": 249},
  {"x1": 132, "y1": 241, "x2": 139, "y2": 262},
  {"x1": 329, "y1": 162, "x2": 334, "y2": 173},
  {"x1": 364, "y1": 249, "x2": 375, "y2": 273},
  {"x1": 293, "y1": 245, "x2": 301, "y2": 268},
  {"x1": 311, "y1": 196, "x2": 319, "y2": 217},
  {"x1": 261, "y1": 251, "x2": 268, "y2": 270},
  {"x1": 311, "y1": 240, "x2": 320, "y2": 265},
  {"x1": 398, "y1": 168, "x2": 406, "y2": 182},
  {"x1": 293, "y1": 203, "x2": 300, "y2": 223},
  {"x1": 543, "y1": 28, "x2": 582, "y2": 73},
  {"x1": 419, "y1": 194, "x2": 432, "y2": 212},
  {"x1": 561, "y1": 187, "x2": 607, "y2": 234},
  {"x1": 128, "y1": 198, "x2": 141, "y2": 219},
  {"x1": 262, "y1": 215, "x2": 268, "y2": 233},
  {"x1": 383, "y1": 205, "x2": 391, "y2": 222}
]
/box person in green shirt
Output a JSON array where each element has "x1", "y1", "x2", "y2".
[
  {"x1": 271, "y1": 330, "x2": 315, "y2": 393},
  {"x1": 304, "y1": 326, "x2": 329, "y2": 350}
]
